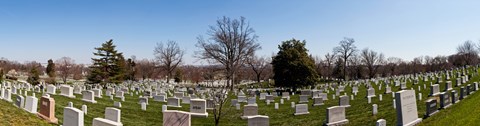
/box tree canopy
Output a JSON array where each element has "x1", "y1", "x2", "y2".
[
  {"x1": 87, "y1": 39, "x2": 126, "y2": 84},
  {"x1": 271, "y1": 39, "x2": 318, "y2": 89}
]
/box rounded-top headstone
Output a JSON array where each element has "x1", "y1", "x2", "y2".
[{"x1": 68, "y1": 102, "x2": 73, "y2": 107}]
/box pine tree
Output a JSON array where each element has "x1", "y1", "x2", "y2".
[
  {"x1": 271, "y1": 39, "x2": 319, "y2": 89},
  {"x1": 87, "y1": 39, "x2": 126, "y2": 84},
  {"x1": 46, "y1": 59, "x2": 55, "y2": 78},
  {"x1": 174, "y1": 69, "x2": 183, "y2": 83},
  {"x1": 27, "y1": 65, "x2": 41, "y2": 85}
]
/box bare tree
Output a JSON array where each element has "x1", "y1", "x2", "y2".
[
  {"x1": 196, "y1": 16, "x2": 261, "y2": 90},
  {"x1": 209, "y1": 86, "x2": 229, "y2": 126},
  {"x1": 360, "y1": 48, "x2": 385, "y2": 78},
  {"x1": 323, "y1": 53, "x2": 336, "y2": 78},
  {"x1": 135, "y1": 59, "x2": 156, "y2": 81},
  {"x1": 334, "y1": 37, "x2": 357, "y2": 80},
  {"x1": 56, "y1": 57, "x2": 75, "y2": 84},
  {"x1": 457, "y1": 40, "x2": 478, "y2": 66},
  {"x1": 154, "y1": 40, "x2": 184, "y2": 83},
  {"x1": 246, "y1": 55, "x2": 269, "y2": 83}
]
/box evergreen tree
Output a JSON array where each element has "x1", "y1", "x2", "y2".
[
  {"x1": 174, "y1": 69, "x2": 183, "y2": 83},
  {"x1": 87, "y1": 39, "x2": 126, "y2": 84},
  {"x1": 271, "y1": 39, "x2": 319, "y2": 89},
  {"x1": 125, "y1": 58, "x2": 136, "y2": 81},
  {"x1": 27, "y1": 65, "x2": 41, "y2": 85},
  {"x1": 46, "y1": 59, "x2": 55, "y2": 78}
]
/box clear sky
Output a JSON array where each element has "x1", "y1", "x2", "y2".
[{"x1": 1, "y1": 1, "x2": 480, "y2": 65}]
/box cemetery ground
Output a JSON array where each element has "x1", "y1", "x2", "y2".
[{"x1": 1, "y1": 68, "x2": 480, "y2": 125}]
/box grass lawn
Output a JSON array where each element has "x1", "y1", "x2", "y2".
[{"x1": 1, "y1": 68, "x2": 479, "y2": 125}]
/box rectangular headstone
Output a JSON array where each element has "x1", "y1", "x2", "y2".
[
  {"x1": 326, "y1": 106, "x2": 348, "y2": 126},
  {"x1": 395, "y1": 90, "x2": 422, "y2": 126}
]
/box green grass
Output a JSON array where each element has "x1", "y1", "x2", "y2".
[
  {"x1": 0, "y1": 99, "x2": 51, "y2": 126},
  {"x1": 2, "y1": 68, "x2": 480, "y2": 125}
]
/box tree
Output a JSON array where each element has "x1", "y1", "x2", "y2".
[
  {"x1": 196, "y1": 16, "x2": 260, "y2": 90},
  {"x1": 46, "y1": 59, "x2": 55, "y2": 78},
  {"x1": 246, "y1": 55, "x2": 269, "y2": 83},
  {"x1": 154, "y1": 40, "x2": 184, "y2": 83},
  {"x1": 457, "y1": 40, "x2": 478, "y2": 66},
  {"x1": 45, "y1": 59, "x2": 56, "y2": 83},
  {"x1": 271, "y1": 39, "x2": 319, "y2": 89},
  {"x1": 334, "y1": 37, "x2": 357, "y2": 80},
  {"x1": 323, "y1": 53, "x2": 336, "y2": 78},
  {"x1": 56, "y1": 57, "x2": 75, "y2": 84},
  {"x1": 360, "y1": 48, "x2": 385, "y2": 78},
  {"x1": 125, "y1": 58, "x2": 136, "y2": 81},
  {"x1": 87, "y1": 39, "x2": 125, "y2": 84},
  {"x1": 136, "y1": 59, "x2": 156, "y2": 81},
  {"x1": 27, "y1": 63, "x2": 41, "y2": 85},
  {"x1": 174, "y1": 69, "x2": 183, "y2": 83}
]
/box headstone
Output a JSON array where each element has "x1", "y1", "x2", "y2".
[
  {"x1": 238, "y1": 96, "x2": 247, "y2": 103},
  {"x1": 451, "y1": 90, "x2": 458, "y2": 104},
  {"x1": 114, "y1": 101, "x2": 122, "y2": 108},
  {"x1": 373, "y1": 104, "x2": 378, "y2": 115},
  {"x1": 207, "y1": 99, "x2": 215, "y2": 109},
  {"x1": 274, "y1": 103, "x2": 279, "y2": 110},
  {"x1": 92, "y1": 89, "x2": 102, "y2": 98},
  {"x1": 38, "y1": 96, "x2": 58, "y2": 124},
  {"x1": 294, "y1": 104, "x2": 309, "y2": 115},
  {"x1": 154, "y1": 95, "x2": 166, "y2": 102},
  {"x1": 115, "y1": 91, "x2": 124, "y2": 98},
  {"x1": 248, "y1": 97, "x2": 257, "y2": 105},
  {"x1": 24, "y1": 95, "x2": 38, "y2": 114},
  {"x1": 424, "y1": 99, "x2": 438, "y2": 117},
  {"x1": 339, "y1": 95, "x2": 350, "y2": 107},
  {"x1": 190, "y1": 99, "x2": 208, "y2": 117},
  {"x1": 162, "y1": 110, "x2": 191, "y2": 126},
  {"x1": 325, "y1": 106, "x2": 348, "y2": 126},
  {"x1": 139, "y1": 97, "x2": 149, "y2": 105},
  {"x1": 384, "y1": 87, "x2": 391, "y2": 94},
  {"x1": 82, "y1": 91, "x2": 96, "y2": 103},
  {"x1": 63, "y1": 107, "x2": 84, "y2": 126},
  {"x1": 313, "y1": 97, "x2": 324, "y2": 106},
  {"x1": 60, "y1": 85, "x2": 75, "y2": 98},
  {"x1": 46, "y1": 85, "x2": 56, "y2": 95},
  {"x1": 82, "y1": 105, "x2": 87, "y2": 114},
  {"x1": 367, "y1": 88, "x2": 376, "y2": 98},
  {"x1": 162, "y1": 105, "x2": 167, "y2": 112},
  {"x1": 247, "y1": 115, "x2": 269, "y2": 126},
  {"x1": 299, "y1": 95, "x2": 309, "y2": 103},
  {"x1": 167, "y1": 97, "x2": 181, "y2": 107},
  {"x1": 242, "y1": 104, "x2": 259, "y2": 119},
  {"x1": 430, "y1": 84, "x2": 440, "y2": 96},
  {"x1": 460, "y1": 87, "x2": 466, "y2": 100},
  {"x1": 141, "y1": 102, "x2": 147, "y2": 111},
  {"x1": 15, "y1": 95, "x2": 25, "y2": 108},
  {"x1": 376, "y1": 119, "x2": 386, "y2": 126},
  {"x1": 395, "y1": 90, "x2": 422, "y2": 126},
  {"x1": 105, "y1": 107, "x2": 121, "y2": 123},
  {"x1": 445, "y1": 81, "x2": 453, "y2": 91},
  {"x1": 439, "y1": 92, "x2": 451, "y2": 109}
]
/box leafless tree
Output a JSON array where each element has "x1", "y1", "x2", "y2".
[
  {"x1": 334, "y1": 37, "x2": 357, "y2": 80},
  {"x1": 457, "y1": 40, "x2": 478, "y2": 66},
  {"x1": 209, "y1": 86, "x2": 229, "y2": 126},
  {"x1": 56, "y1": 57, "x2": 75, "y2": 84},
  {"x1": 196, "y1": 16, "x2": 261, "y2": 90},
  {"x1": 323, "y1": 53, "x2": 336, "y2": 78},
  {"x1": 154, "y1": 40, "x2": 184, "y2": 83},
  {"x1": 246, "y1": 55, "x2": 269, "y2": 83},
  {"x1": 135, "y1": 59, "x2": 156, "y2": 81},
  {"x1": 360, "y1": 48, "x2": 385, "y2": 78}
]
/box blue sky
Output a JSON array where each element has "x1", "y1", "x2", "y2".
[{"x1": 1, "y1": 1, "x2": 480, "y2": 65}]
